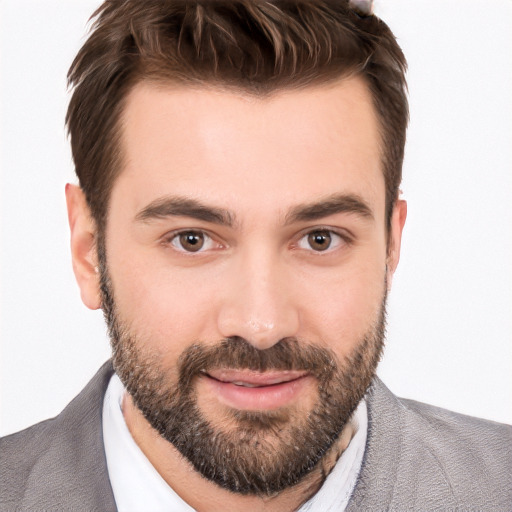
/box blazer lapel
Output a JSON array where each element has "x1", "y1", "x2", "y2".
[{"x1": 346, "y1": 377, "x2": 459, "y2": 511}]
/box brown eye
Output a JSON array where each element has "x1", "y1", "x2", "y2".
[
  {"x1": 177, "y1": 231, "x2": 205, "y2": 252},
  {"x1": 307, "y1": 230, "x2": 332, "y2": 251}
]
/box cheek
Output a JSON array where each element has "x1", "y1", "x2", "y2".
[
  {"x1": 297, "y1": 257, "x2": 386, "y2": 350},
  {"x1": 108, "y1": 254, "x2": 221, "y2": 351}
]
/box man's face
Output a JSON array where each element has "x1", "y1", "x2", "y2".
[{"x1": 82, "y1": 77, "x2": 404, "y2": 495}]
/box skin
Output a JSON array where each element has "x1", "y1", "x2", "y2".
[{"x1": 66, "y1": 76, "x2": 407, "y2": 512}]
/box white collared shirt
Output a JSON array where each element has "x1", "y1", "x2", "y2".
[{"x1": 103, "y1": 373, "x2": 367, "y2": 512}]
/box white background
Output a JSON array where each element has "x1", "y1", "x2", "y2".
[{"x1": 1, "y1": 0, "x2": 511, "y2": 436}]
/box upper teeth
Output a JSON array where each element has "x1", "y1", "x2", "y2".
[{"x1": 232, "y1": 381, "x2": 260, "y2": 388}]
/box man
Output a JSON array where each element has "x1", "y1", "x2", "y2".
[{"x1": 1, "y1": 1, "x2": 510, "y2": 510}]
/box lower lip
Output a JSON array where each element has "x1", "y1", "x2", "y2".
[{"x1": 202, "y1": 374, "x2": 313, "y2": 411}]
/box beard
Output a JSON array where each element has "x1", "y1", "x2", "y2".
[{"x1": 99, "y1": 256, "x2": 387, "y2": 496}]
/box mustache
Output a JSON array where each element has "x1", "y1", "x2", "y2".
[{"x1": 177, "y1": 336, "x2": 338, "y2": 389}]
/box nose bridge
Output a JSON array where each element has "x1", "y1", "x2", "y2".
[{"x1": 217, "y1": 243, "x2": 299, "y2": 350}]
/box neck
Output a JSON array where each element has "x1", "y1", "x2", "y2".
[{"x1": 122, "y1": 393, "x2": 356, "y2": 512}]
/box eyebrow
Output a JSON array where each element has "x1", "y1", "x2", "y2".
[
  {"x1": 285, "y1": 193, "x2": 374, "y2": 224},
  {"x1": 135, "y1": 192, "x2": 374, "y2": 227},
  {"x1": 135, "y1": 196, "x2": 235, "y2": 226}
]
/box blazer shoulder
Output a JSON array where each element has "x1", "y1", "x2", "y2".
[
  {"x1": 399, "y1": 394, "x2": 512, "y2": 454},
  {"x1": 347, "y1": 378, "x2": 512, "y2": 512},
  {"x1": 394, "y1": 388, "x2": 512, "y2": 508},
  {"x1": 0, "y1": 362, "x2": 117, "y2": 511},
  {"x1": 400, "y1": 392, "x2": 512, "y2": 425},
  {"x1": 0, "y1": 416, "x2": 61, "y2": 506}
]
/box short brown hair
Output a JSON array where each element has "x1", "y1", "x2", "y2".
[{"x1": 66, "y1": 0, "x2": 408, "y2": 232}]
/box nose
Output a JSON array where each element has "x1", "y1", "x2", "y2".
[{"x1": 216, "y1": 249, "x2": 300, "y2": 350}]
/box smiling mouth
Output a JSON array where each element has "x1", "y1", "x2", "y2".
[
  {"x1": 205, "y1": 369, "x2": 309, "y2": 387},
  {"x1": 200, "y1": 369, "x2": 312, "y2": 410}
]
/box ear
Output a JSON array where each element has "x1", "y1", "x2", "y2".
[
  {"x1": 386, "y1": 198, "x2": 407, "y2": 290},
  {"x1": 65, "y1": 184, "x2": 101, "y2": 310}
]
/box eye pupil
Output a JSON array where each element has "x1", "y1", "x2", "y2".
[
  {"x1": 308, "y1": 231, "x2": 332, "y2": 251},
  {"x1": 179, "y1": 232, "x2": 204, "y2": 252}
]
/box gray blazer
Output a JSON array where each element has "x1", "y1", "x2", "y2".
[{"x1": 1, "y1": 361, "x2": 511, "y2": 511}]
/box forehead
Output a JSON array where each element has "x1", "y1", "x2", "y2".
[{"x1": 113, "y1": 77, "x2": 384, "y2": 223}]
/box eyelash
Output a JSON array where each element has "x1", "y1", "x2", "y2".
[{"x1": 161, "y1": 227, "x2": 353, "y2": 254}]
